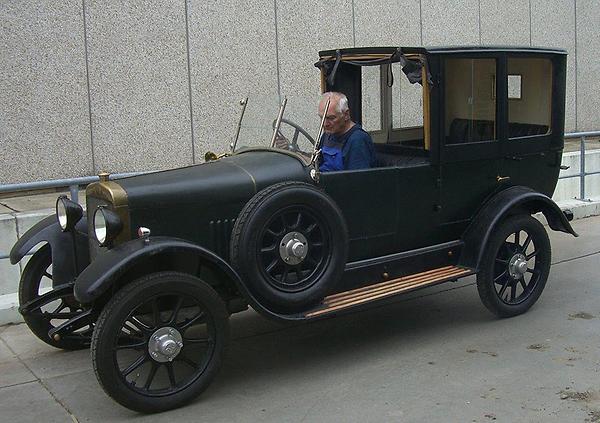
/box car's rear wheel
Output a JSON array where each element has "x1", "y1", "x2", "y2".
[
  {"x1": 91, "y1": 272, "x2": 229, "y2": 413},
  {"x1": 231, "y1": 181, "x2": 348, "y2": 312},
  {"x1": 19, "y1": 244, "x2": 92, "y2": 350},
  {"x1": 477, "y1": 214, "x2": 551, "y2": 317}
]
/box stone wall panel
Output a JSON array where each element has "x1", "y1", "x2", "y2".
[{"x1": 0, "y1": 1, "x2": 92, "y2": 184}]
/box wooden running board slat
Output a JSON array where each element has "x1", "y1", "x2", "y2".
[
  {"x1": 324, "y1": 267, "x2": 464, "y2": 308},
  {"x1": 305, "y1": 266, "x2": 473, "y2": 318},
  {"x1": 325, "y1": 266, "x2": 456, "y2": 302}
]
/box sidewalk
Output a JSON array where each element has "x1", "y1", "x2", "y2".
[{"x1": 0, "y1": 215, "x2": 598, "y2": 422}]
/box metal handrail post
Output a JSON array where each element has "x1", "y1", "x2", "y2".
[
  {"x1": 69, "y1": 184, "x2": 79, "y2": 203},
  {"x1": 579, "y1": 136, "x2": 586, "y2": 201}
]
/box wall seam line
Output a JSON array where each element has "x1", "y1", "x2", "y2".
[
  {"x1": 478, "y1": 0, "x2": 481, "y2": 44},
  {"x1": 274, "y1": 0, "x2": 282, "y2": 102},
  {"x1": 184, "y1": 0, "x2": 196, "y2": 163},
  {"x1": 529, "y1": 0, "x2": 532, "y2": 46},
  {"x1": 81, "y1": 0, "x2": 95, "y2": 174},
  {"x1": 419, "y1": 0, "x2": 423, "y2": 45},
  {"x1": 574, "y1": 0, "x2": 578, "y2": 131},
  {"x1": 351, "y1": 0, "x2": 356, "y2": 47}
]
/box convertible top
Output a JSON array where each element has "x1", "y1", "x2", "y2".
[
  {"x1": 315, "y1": 46, "x2": 430, "y2": 87},
  {"x1": 317, "y1": 45, "x2": 567, "y2": 61}
]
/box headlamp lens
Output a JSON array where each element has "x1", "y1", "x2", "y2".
[
  {"x1": 57, "y1": 198, "x2": 68, "y2": 230},
  {"x1": 56, "y1": 196, "x2": 82, "y2": 232},
  {"x1": 94, "y1": 208, "x2": 107, "y2": 245}
]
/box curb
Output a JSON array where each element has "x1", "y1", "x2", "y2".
[{"x1": 0, "y1": 293, "x2": 19, "y2": 326}]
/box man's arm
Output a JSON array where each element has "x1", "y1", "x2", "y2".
[{"x1": 344, "y1": 133, "x2": 374, "y2": 170}]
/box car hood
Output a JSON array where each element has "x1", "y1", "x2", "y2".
[{"x1": 116, "y1": 149, "x2": 312, "y2": 210}]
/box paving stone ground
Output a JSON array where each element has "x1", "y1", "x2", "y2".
[{"x1": 0, "y1": 216, "x2": 598, "y2": 422}]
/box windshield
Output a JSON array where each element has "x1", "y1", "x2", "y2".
[{"x1": 232, "y1": 96, "x2": 321, "y2": 164}]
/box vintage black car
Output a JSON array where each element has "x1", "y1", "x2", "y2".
[{"x1": 11, "y1": 46, "x2": 577, "y2": 413}]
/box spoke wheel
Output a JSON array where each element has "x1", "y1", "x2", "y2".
[
  {"x1": 477, "y1": 214, "x2": 551, "y2": 317},
  {"x1": 91, "y1": 272, "x2": 228, "y2": 413},
  {"x1": 231, "y1": 181, "x2": 348, "y2": 312},
  {"x1": 258, "y1": 206, "x2": 329, "y2": 293},
  {"x1": 18, "y1": 244, "x2": 92, "y2": 350}
]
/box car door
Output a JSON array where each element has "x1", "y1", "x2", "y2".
[
  {"x1": 320, "y1": 163, "x2": 438, "y2": 262},
  {"x1": 320, "y1": 167, "x2": 399, "y2": 261},
  {"x1": 438, "y1": 55, "x2": 503, "y2": 240},
  {"x1": 499, "y1": 54, "x2": 566, "y2": 198}
]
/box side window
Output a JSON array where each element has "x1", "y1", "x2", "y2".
[
  {"x1": 390, "y1": 62, "x2": 425, "y2": 146},
  {"x1": 507, "y1": 57, "x2": 552, "y2": 139},
  {"x1": 391, "y1": 63, "x2": 424, "y2": 128},
  {"x1": 361, "y1": 66, "x2": 382, "y2": 134},
  {"x1": 445, "y1": 58, "x2": 497, "y2": 144}
]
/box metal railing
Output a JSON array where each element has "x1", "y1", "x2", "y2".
[
  {"x1": 0, "y1": 171, "x2": 147, "y2": 203},
  {"x1": 0, "y1": 171, "x2": 147, "y2": 260},
  {"x1": 560, "y1": 131, "x2": 600, "y2": 201}
]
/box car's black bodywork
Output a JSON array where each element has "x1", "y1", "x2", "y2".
[{"x1": 11, "y1": 46, "x2": 577, "y2": 412}]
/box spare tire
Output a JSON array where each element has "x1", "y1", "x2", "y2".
[{"x1": 231, "y1": 181, "x2": 348, "y2": 312}]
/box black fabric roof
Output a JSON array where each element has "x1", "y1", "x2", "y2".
[{"x1": 317, "y1": 46, "x2": 567, "y2": 58}]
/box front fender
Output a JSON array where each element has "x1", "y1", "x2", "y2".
[
  {"x1": 10, "y1": 215, "x2": 89, "y2": 285},
  {"x1": 73, "y1": 236, "x2": 314, "y2": 322},
  {"x1": 73, "y1": 236, "x2": 246, "y2": 304},
  {"x1": 460, "y1": 186, "x2": 578, "y2": 269}
]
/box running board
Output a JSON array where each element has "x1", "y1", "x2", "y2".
[{"x1": 305, "y1": 265, "x2": 474, "y2": 318}]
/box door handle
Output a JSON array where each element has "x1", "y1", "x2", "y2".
[{"x1": 496, "y1": 175, "x2": 511, "y2": 183}]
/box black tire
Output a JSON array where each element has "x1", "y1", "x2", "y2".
[
  {"x1": 18, "y1": 244, "x2": 92, "y2": 350},
  {"x1": 477, "y1": 214, "x2": 551, "y2": 317},
  {"x1": 231, "y1": 181, "x2": 348, "y2": 312},
  {"x1": 91, "y1": 272, "x2": 229, "y2": 413}
]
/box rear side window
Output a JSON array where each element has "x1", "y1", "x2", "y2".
[
  {"x1": 361, "y1": 65, "x2": 382, "y2": 132},
  {"x1": 507, "y1": 57, "x2": 552, "y2": 139},
  {"x1": 445, "y1": 58, "x2": 497, "y2": 144}
]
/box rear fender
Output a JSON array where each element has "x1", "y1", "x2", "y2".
[
  {"x1": 460, "y1": 186, "x2": 578, "y2": 269},
  {"x1": 9, "y1": 215, "x2": 89, "y2": 286}
]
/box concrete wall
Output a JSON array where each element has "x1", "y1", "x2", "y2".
[{"x1": 1, "y1": 0, "x2": 598, "y2": 184}]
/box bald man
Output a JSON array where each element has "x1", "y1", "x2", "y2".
[{"x1": 318, "y1": 92, "x2": 376, "y2": 172}]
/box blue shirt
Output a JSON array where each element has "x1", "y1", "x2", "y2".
[{"x1": 319, "y1": 124, "x2": 376, "y2": 172}]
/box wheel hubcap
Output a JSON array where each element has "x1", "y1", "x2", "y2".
[
  {"x1": 508, "y1": 253, "x2": 528, "y2": 279},
  {"x1": 279, "y1": 232, "x2": 308, "y2": 265},
  {"x1": 148, "y1": 326, "x2": 183, "y2": 363},
  {"x1": 259, "y1": 207, "x2": 328, "y2": 292}
]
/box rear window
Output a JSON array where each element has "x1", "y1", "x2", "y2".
[{"x1": 507, "y1": 57, "x2": 552, "y2": 139}]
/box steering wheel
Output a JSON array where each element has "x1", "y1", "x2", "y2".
[{"x1": 272, "y1": 118, "x2": 316, "y2": 153}]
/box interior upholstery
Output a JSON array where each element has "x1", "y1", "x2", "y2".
[
  {"x1": 447, "y1": 118, "x2": 549, "y2": 144},
  {"x1": 373, "y1": 143, "x2": 429, "y2": 167}
]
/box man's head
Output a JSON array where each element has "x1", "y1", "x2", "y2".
[{"x1": 318, "y1": 92, "x2": 353, "y2": 135}]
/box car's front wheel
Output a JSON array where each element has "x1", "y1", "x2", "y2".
[
  {"x1": 91, "y1": 272, "x2": 229, "y2": 413},
  {"x1": 477, "y1": 214, "x2": 551, "y2": 317},
  {"x1": 19, "y1": 244, "x2": 92, "y2": 350}
]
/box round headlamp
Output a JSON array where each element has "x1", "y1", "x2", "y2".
[
  {"x1": 93, "y1": 207, "x2": 123, "y2": 247},
  {"x1": 56, "y1": 196, "x2": 83, "y2": 232}
]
